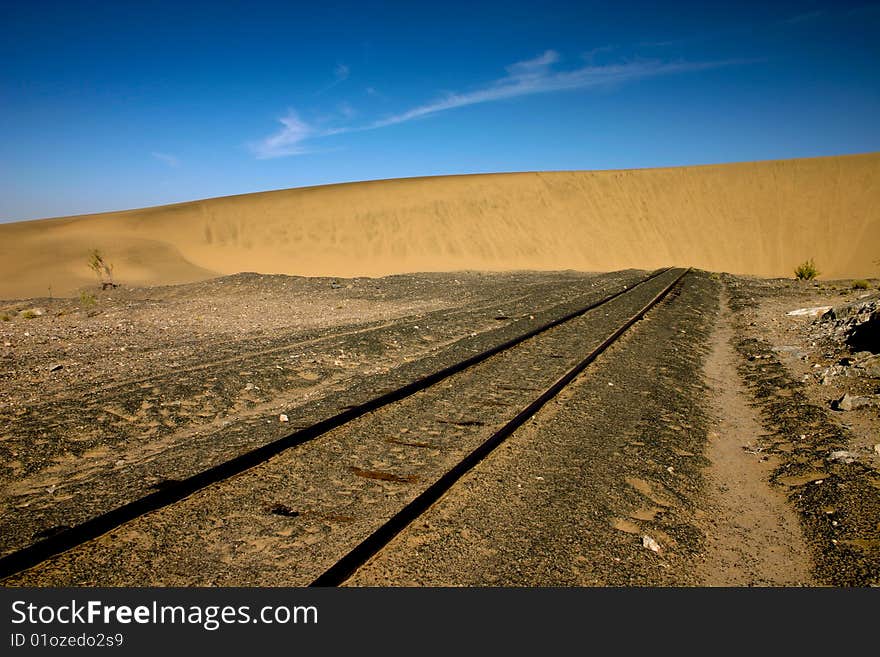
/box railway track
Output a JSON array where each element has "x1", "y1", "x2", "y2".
[
  {"x1": 3, "y1": 286, "x2": 565, "y2": 410},
  {"x1": 310, "y1": 267, "x2": 688, "y2": 585},
  {"x1": 0, "y1": 267, "x2": 686, "y2": 585},
  {"x1": 0, "y1": 270, "x2": 646, "y2": 557}
]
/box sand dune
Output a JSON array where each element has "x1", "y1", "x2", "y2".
[{"x1": 1, "y1": 153, "x2": 877, "y2": 299}]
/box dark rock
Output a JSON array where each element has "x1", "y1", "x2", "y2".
[
  {"x1": 856, "y1": 354, "x2": 880, "y2": 378},
  {"x1": 848, "y1": 313, "x2": 879, "y2": 353},
  {"x1": 832, "y1": 392, "x2": 878, "y2": 411},
  {"x1": 816, "y1": 296, "x2": 880, "y2": 354},
  {"x1": 833, "y1": 393, "x2": 854, "y2": 411}
]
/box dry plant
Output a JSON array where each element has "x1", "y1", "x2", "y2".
[{"x1": 88, "y1": 249, "x2": 117, "y2": 289}]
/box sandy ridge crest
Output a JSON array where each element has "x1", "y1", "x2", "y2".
[{"x1": 1, "y1": 152, "x2": 877, "y2": 298}]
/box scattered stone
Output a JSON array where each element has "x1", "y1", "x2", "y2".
[
  {"x1": 856, "y1": 354, "x2": 880, "y2": 378},
  {"x1": 279, "y1": 414, "x2": 289, "y2": 422},
  {"x1": 874, "y1": 444, "x2": 880, "y2": 456},
  {"x1": 833, "y1": 393, "x2": 854, "y2": 411},
  {"x1": 828, "y1": 450, "x2": 857, "y2": 464},
  {"x1": 787, "y1": 306, "x2": 832, "y2": 317},
  {"x1": 49, "y1": 363, "x2": 63, "y2": 372},
  {"x1": 832, "y1": 392, "x2": 878, "y2": 411},
  {"x1": 773, "y1": 345, "x2": 808, "y2": 359},
  {"x1": 821, "y1": 297, "x2": 879, "y2": 322},
  {"x1": 777, "y1": 471, "x2": 829, "y2": 486},
  {"x1": 813, "y1": 351, "x2": 880, "y2": 385},
  {"x1": 267, "y1": 504, "x2": 299, "y2": 518},
  {"x1": 641, "y1": 535, "x2": 661, "y2": 553},
  {"x1": 329, "y1": 281, "x2": 342, "y2": 289},
  {"x1": 814, "y1": 295, "x2": 880, "y2": 353},
  {"x1": 817, "y1": 364, "x2": 860, "y2": 385}
]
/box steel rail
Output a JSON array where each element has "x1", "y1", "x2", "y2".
[
  {"x1": 310, "y1": 268, "x2": 690, "y2": 586},
  {"x1": 0, "y1": 268, "x2": 671, "y2": 581}
]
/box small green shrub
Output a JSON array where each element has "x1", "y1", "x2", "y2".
[
  {"x1": 79, "y1": 291, "x2": 97, "y2": 307},
  {"x1": 852, "y1": 280, "x2": 869, "y2": 290},
  {"x1": 1, "y1": 313, "x2": 10, "y2": 321},
  {"x1": 794, "y1": 259, "x2": 820, "y2": 281},
  {"x1": 21, "y1": 310, "x2": 37, "y2": 319}
]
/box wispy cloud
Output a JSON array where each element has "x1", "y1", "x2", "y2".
[
  {"x1": 151, "y1": 151, "x2": 180, "y2": 167},
  {"x1": 367, "y1": 51, "x2": 731, "y2": 130},
  {"x1": 249, "y1": 112, "x2": 316, "y2": 159},
  {"x1": 315, "y1": 62, "x2": 351, "y2": 95},
  {"x1": 582, "y1": 45, "x2": 617, "y2": 62},
  {"x1": 337, "y1": 101, "x2": 357, "y2": 119},
  {"x1": 251, "y1": 50, "x2": 740, "y2": 159}
]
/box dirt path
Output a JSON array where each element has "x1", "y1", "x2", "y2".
[{"x1": 698, "y1": 286, "x2": 813, "y2": 585}]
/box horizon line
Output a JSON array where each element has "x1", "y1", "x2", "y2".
[{"x1": 3, "y1": 150, "x2": 877, "y2": 225}]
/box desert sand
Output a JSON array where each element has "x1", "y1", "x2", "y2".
[{"x1": 1, "y1": 152, "x2": 877, "y2": 299}]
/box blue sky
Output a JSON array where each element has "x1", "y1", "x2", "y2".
[{"x1": 2, "y1": 0, "x2": 878, "y2": 221}]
